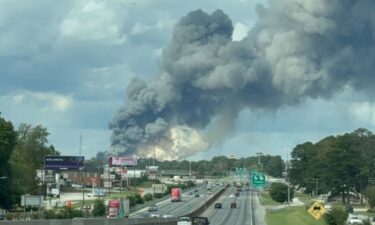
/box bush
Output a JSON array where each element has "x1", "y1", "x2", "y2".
[
  {"x1": 269, "y1": 182, "x2": 294, "y2": 203},
  {"x1": 153, "y1": 193, "x2": 164, "y2": 198},
  {"x1": 143, "y1": 193, "x2": 153, "y2": 201},
  {"x1": 128, "y1": 195, "x2": 137, "y2": 207},
  {"x1": 44, "y1": 208, "x2": 83, "y2": 219},
  {"x1": 92, "y1": 199, "x2": 106, "y2": 217},
  {"x1": 324, "y1": 206, "x2": 348, "y2": 225},
  {"x1": 134, "y1": 194, "x2": 144, "y2": 204}
]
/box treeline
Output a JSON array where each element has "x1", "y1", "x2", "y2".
[
  {"x1": 91, "y1": 153, "x2": 285, "y2": 178},
  {"x1": 289, "y1": 128, "x2": 375, "y2": 204},
  {"x1": 0, "y1": 115, "x2": 60, "y2": 210}
]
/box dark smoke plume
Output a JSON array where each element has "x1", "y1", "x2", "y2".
[{"x1": 109, "y1": 0, "x2": 375, "y2": 159}]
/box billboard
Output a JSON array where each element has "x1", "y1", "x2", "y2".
[
  {"x1": 21, "y1": 195, "x2": 43, "y2": 207},
  {"x1": 152, "y1": 184, "x2": 165, "y2": 194},
  {"x1": 44, "y1": 156, "x2": 84, "y2": 170},
  {"x1": 109, "y1": 156, "x2": 137, "y2": 167}
]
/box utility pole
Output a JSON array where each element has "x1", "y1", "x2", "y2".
[
  {"x1": 286, "y1": 150, "x2": 290, "y2": 209},
  {"x1": 189, "y1": 161, "x2": 192, "y2": 180},
  {"x1": 256, "y1": 152, "x2": 263, "y2": 171}
]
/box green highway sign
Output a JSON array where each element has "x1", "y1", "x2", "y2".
[{"x1": 252, "y1": 173, "x2": 266, "y2": 188}]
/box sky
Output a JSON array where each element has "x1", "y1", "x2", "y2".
[{"x1": 1, "y1": 0, "x2": 375, "y2": 161}]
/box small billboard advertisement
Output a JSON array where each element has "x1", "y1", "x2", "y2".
[
  {"x1": 44, "y1": 156, "x2": 84, "y2": 170},
  {"x1": 107, "y1": 199, "x2": 120, "y2": 218},
  {"x1": 109, "y1": 156, "x2": 137, "y2": 167}
]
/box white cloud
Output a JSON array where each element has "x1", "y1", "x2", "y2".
[
  {"x1": 59, "y1": 0, "x2": 127, "y2": 45},
  {"x1": 2, "y1": 90, "x2": 73, "y2": 113},
  {"x1": 232, "y1": 22, "x2": 250, "y2": 41},
  {"x1": 350, "y1": 102, "x2": 375, "y2": 126}
]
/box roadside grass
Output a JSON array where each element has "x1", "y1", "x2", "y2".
[
  {"x1": 294, "y1": 192, "x2": 316, "y2": 204},
  {"x1": 266, "y1": 206, "x2": 328, "y2": 225},
  {"x1": 260, "y1": 192, "x2": 284, "y2": 206}
]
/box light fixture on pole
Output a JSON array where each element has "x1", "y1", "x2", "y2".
[{"x1": 256, "y1": 152, "x2": 263, "y2": 169}]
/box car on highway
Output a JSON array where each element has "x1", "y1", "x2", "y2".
[
  {"x1": 214, "y1": 203, "x2": 222, "y2": 209},
  {"x1": 229, "y1": 193, "x2": 235, "y2": 198},
  {"x1": 230, "y1": 202, "x2": 237, "y2": 208},
  {"x1": 235, "y1": 192, "x2": 240, "y2": 197},
  {"x1": 178, "y1": 216, "x2": 192, "y2": 225},
  {"x1": 149, "y1": 212, "x2": 161, "y2": 218},
  {"x1": 148, "y1": 204, "x2": 158, "y2": 212},
  {"x1": 192, "y1": 216, "x2": 210, "y2": 225},
  {"x1": 187, "y1": 192, "x2": 193, "y2": 195},
  {"x1": 161, "y1": 214, "x2": 174, "y2": 218},
  {"x1": 347, "y1": 215, "x2": 363, "y2": 225},
  {"x1": 195, "y1": 193, "x2": 200, "y2": 197},
  {"x1": 194, "y1": 189, "x2": 198, "y2": 192}
]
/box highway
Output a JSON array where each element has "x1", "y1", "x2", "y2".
[
  {"x1": 130, "y1": 185, "x2": 222, "y2": 218},
  {"x1": 201, "y1": 187, "x2": 256, "y2": 225}
]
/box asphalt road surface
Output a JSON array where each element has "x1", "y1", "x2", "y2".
[
  {"x1": 201, "y1": 187, "x2": 267, "y2": 225},
  {"x1": 130, "y1": 185, "x2": 222, "y2": 218}
]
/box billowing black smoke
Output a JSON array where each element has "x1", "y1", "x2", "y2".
[{"x1": 109, "y1": 0, "x2": 375, "y2": 159}]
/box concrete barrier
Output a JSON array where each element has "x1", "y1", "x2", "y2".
[
  {"x1": 0, "y1": 218, "x2": 177, "y2": 225},
  {"x1": 182, "y1": 184, "x2": 229, "y2": 218}
]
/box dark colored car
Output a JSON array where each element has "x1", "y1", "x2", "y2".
[
  {"x1": 230, "y1": 202, "x2": 237, "y2": 208},
  {"x1": 195, "y1": 193, "x2": 200, "y2": 197},
  {"x1": 214, "y1": 203, "x2": 222, "y2": 209},
  {"x1": 194, "y1": 189, "x2": 198, "y2": 192},
  {"x1": 148, "y1": 204, "x2": 158, "y2": 212},
  {"x1": 235, "y1": 192, "x2": 240, "y2": 197},
  {"x1": 192, "y1": 216, "x2": 210, "y2": 225}
]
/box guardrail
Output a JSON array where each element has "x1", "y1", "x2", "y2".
[
  {"x1": 182, "y1": 184, "x2": 229, "y2": 217},
  {"x1": 0, "y1": 217, "x2": 177, "y2": 225}
]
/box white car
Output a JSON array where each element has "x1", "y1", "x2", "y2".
[
  {"x1": 347, "y1": 216, "x2": 363, "y2": 225},
  {"x1": 178, "y1": 217, "x2": 192, "y2": 225},
  {"x1": 229, "y1": 194, "x2": 235, "y2": 198}
]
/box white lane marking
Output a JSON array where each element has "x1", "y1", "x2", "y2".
[{"x1": 250, "y1": 191, "x2": 253, "y2": 225}]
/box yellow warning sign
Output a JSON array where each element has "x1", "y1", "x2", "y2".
[{"x1": 308, "y1": 201, "x2": 326, "y2": 220}]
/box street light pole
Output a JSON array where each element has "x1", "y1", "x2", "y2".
[
  {"x1": 286, "y1": 149, "x2": 290, "y2": 208},
  {"x1": 256, "y1": 152, "x2": 263, "y2": 171},
  {"x1": 189, "y1": 161, "x2": 192, "y2": 180}
]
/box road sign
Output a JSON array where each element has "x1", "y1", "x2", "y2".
[
  {"x1": 152, "y1": 184, "x2": 165, "y2": 194},
  {"x1": 308, "y1": 201, "x2": 326, "y2": 220},
  {"x1": 252, "y1": 173, "x2": 266, "y2": 187},
  {"x1": 21, "y1": 195, "x2": 43, "y2": 207}
]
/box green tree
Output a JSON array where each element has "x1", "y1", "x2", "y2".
[
  {"x1": 9, "y1": 124, "x2": 59, "y2": 200},
  {"x1": 0, "y1": 115, "x2": 17, "y2": 209},
  {"x1": 264, "y1": 155, "x2": 284, "y2": 177},
  {"x1": 290, "y1": 129, "x2": 374, "y2": 201},
  {"x1": 324, "y1": 206, "x2": 348, "y2": 225},
  {"x1": 364, "y1": 186, "x2": 375, "y2": 209},
  {"x1": 269, "y1": 182, "x2": 293, "y2": 203},
  {"x1": 92, "y1": 199, "x2": 106, "y2": 217}
]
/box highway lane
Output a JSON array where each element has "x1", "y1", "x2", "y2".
[
  {"x1": 201, "y1": 187, "x2": 254, "y2": 225},
  {"x1": 130, "y1": 185, "x2": 222, "y2": 218}
]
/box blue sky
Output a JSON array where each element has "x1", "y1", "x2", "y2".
[{"x1": 1, "y1": 0, "x2": 375, "y2": 160}]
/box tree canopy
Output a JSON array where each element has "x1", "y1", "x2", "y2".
[
  {"x1": 289, "y1": 128, "x2": 374, "y2": 204},
  {"x1": 0, "y1": 115, "x2": 17, "y2": 209}
]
